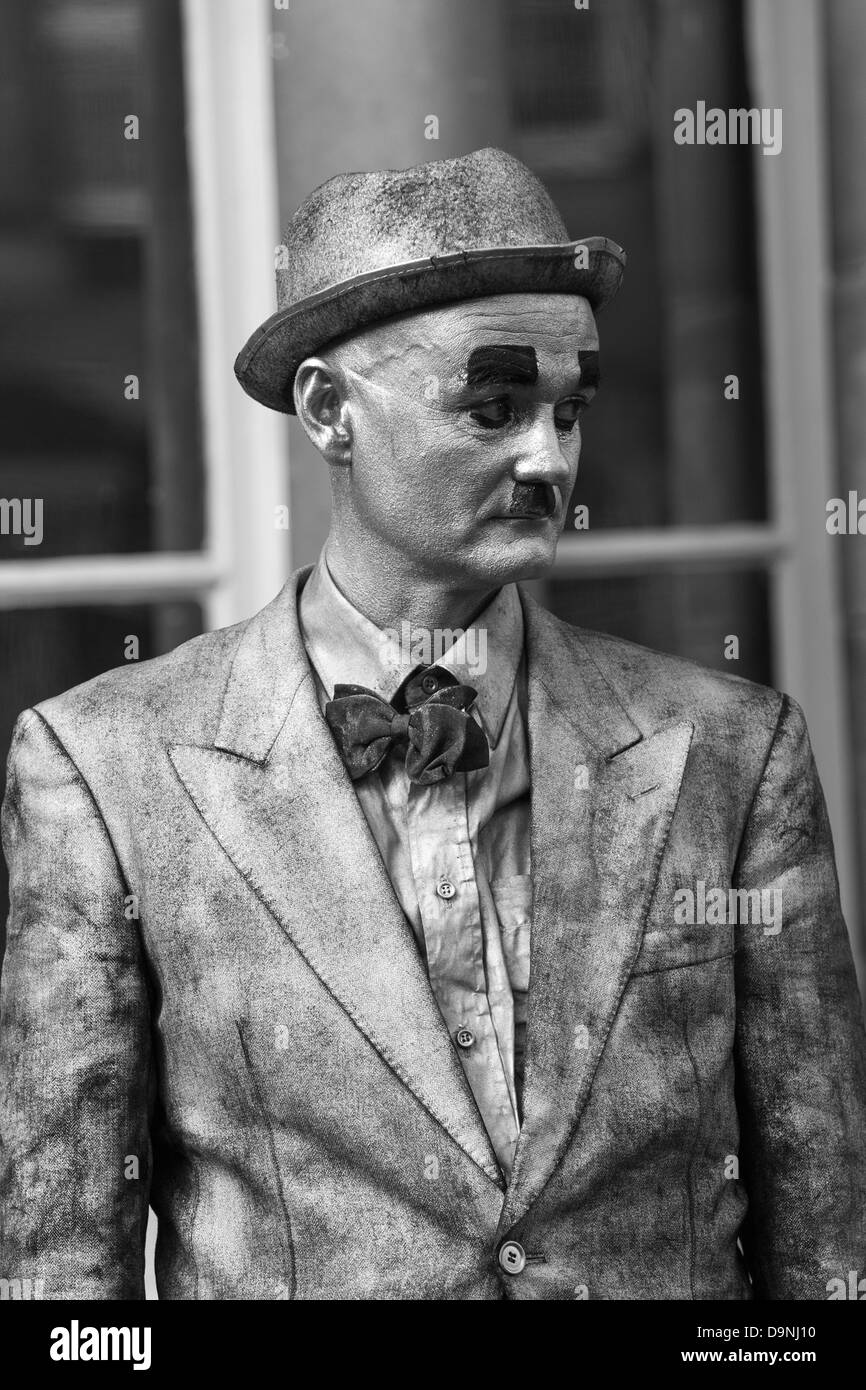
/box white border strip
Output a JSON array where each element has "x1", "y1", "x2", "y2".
[
  {"x1": 182, "y1": 0, "x2": 289, "y2": 631},
  {"x1": 0, "y1": 553, "x2": 222, "y2": 608},
  {"x1": 553, "y1": 524, "x2": 786, "y2": 575},
  {"x1": 746, "y1": 0, "x2": 861, "y2": 956},
  {"x1": 0, "y1": 524, "x2": 784, "y2": 605}
]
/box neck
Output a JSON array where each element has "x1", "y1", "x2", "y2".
[{"x1": 321, "y1": 535, "x2": 499, "y2": 633}]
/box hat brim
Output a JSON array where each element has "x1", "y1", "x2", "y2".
[{"x1": 234, "y1": 236, "x2": 626, "y2": 414}]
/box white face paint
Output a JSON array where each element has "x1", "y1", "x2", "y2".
[{"x1": 308, "y1": 293, "x2": 600, "y2": 593}]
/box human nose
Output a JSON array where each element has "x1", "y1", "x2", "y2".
[{"x1": 511, "y1": 410, "x2": 576, "y2": 490}]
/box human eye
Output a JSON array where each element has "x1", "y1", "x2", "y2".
[
  {"x1": 468, "y1": 396, "x2": 514, "y2": 429},
  {"x1": 554, "y1": 397, "x2": 589, "y2": 433}
]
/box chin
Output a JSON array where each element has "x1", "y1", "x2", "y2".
[
  {"x1": 512, "y1": 553, "x2": 557, "y2": 581},
  {"x1": 447, "y1": 535, "x2": 559, "y2": 587}
]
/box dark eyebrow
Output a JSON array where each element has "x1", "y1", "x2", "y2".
[
  {"x1": 466, "y1": 345, "x2": 538, "y2": 387},
  {"x1": 578, "y1": 349, "x2": 601, "y2": 391}
]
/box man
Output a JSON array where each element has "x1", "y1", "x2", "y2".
[{"x1": 1, "y1": 147, "x2": 864, "y2": 1300}]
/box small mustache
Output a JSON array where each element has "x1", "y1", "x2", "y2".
[{"x1": 507, "y1": 483, "x2": 557, "y2": 518}]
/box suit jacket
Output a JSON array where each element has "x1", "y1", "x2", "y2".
[{"x1": 1, "y1": 568, "x2": 865, "y2": 1301}]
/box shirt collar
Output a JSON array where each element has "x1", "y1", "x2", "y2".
[{"x1": 298, "y1": 553, "x2": 524, "y2": 747}]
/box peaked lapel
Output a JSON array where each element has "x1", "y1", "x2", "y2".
[
  {"x1": 499, "y1": 593, "x2": 694, "y2": 1230},
  {"x1": 168, "y1": 568, "x2": 503, "y2": 1188}
]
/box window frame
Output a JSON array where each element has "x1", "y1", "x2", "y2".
[{"x1": 0, "y1": 0, "x2": 290, "y2": 633}]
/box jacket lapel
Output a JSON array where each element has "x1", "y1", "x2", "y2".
[
  {"x1": 168, "y1": 569, "x2": 503, "y2": 1188},
  {"x1": 500, "y1": 594, "x2": 694, "y2": 1230}
]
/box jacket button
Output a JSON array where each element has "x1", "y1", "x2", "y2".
[
  {"x1": 421, "y1": 673, "x2": 439, "y2": 694},
  {"x1": 455, "y1": 1026, "x2": 475, "y2": 1049},
  {"x1": 436, "y1": 879, "x2": 456, "y2": 900},
  {"x1": 498, "y1": 1240, "x2": 526, "y2": 1275}
]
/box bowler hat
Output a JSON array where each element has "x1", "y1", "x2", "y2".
[{"x1": 234, "y1": 146, "x2": 626, "y2": 414}]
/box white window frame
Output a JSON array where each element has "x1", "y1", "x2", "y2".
[
  {"x1": 0, "y1": 0, "x2": 290, "y2": 632},
  {"x1": 747, "y1": 0, "x2": 861, "y2": 974}
]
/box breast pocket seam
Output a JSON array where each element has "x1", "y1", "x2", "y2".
[{"x1": 630, "y1": 948, "x2": 735, "y2": 979}]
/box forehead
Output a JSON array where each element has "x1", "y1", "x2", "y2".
[
  {"x1": 440, "y1": 293, "x2": 598, "y2": 354},
  {"x1": 386, "y1": 293, "x2": 599, "y2": 383}
]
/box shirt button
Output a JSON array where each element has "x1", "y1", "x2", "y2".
[
  {"x1": 436, "y1": 879, "x2": 456, "y2": 900},
  {"x1": 455, "y1": 1026, "x2": 475, "y2": 1049},
  {"x1": 421, "y1": 673, "x2": 439, "y2": 694},
  {"x1": 498, "y1": 1240, "x2": 526, "y2": 1275}
]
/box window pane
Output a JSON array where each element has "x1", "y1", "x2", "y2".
[
  {"x1": 505, "y1": 0, "x2": 768, "y2": 531},
  {"x1": 546, "y1": 569, "x2": 773, "y2": 687},
  {"x1": 0, "y1": 601, "x2": 203, "y2": 960},
  {"x1": 0, "y1": 0, "x2": 203, "y2": 561}
]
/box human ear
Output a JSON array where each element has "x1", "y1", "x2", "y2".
[{"x1": 293, "y1": 358, "x2": 352, "y2": 464}]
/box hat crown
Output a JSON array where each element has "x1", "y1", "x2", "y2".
[
  {"x1": 237, "y1": 145, "x2": 626, "y2": 413},
  {"x1": 279, "y1": 147, "x2": 570, "y2": 306}
]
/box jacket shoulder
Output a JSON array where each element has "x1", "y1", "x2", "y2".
[
  {"x1": 533, "y1": 599, "x2": 787, "y2": 741},
  {"x1": 23, "y1": 618, "x2": 247, "y2": 753}
]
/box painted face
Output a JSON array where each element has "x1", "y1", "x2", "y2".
[{"x1": 328, "y1": 292, "x2": 600, "y2": 586}]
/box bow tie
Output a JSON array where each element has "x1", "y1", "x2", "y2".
[{"x1": 324, "y1": 665, "x2": 490, "y2": 786}]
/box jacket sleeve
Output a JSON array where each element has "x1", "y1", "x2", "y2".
[
  {"x1": 0, "y1": 708, "x2": 154, "y2": 1299},
  {"x1": 733, "y1": 692, "x2": 866, "y2": 1299}
]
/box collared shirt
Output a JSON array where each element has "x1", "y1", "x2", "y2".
[{"x1": 298, "y1": 555, "x2": 532, "y2": 1177}]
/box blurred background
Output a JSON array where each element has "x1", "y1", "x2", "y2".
[{"x1": 0, "y1": 0, "x2": 864, "y2": 982}]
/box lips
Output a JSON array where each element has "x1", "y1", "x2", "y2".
[{"x1": 505, "y1": 482, "x2": 557, "y2": 519}]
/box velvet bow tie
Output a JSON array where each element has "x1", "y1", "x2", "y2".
[{"x1": 324, "y1": 665, "x2": 490, "y2": 786}]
